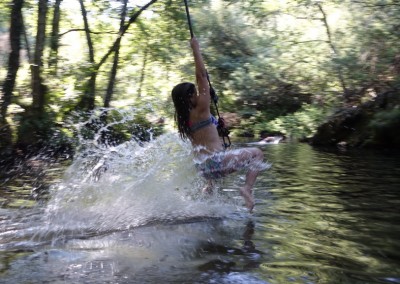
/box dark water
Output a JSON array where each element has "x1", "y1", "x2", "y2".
[{"x1": 1, "y1": 137, "x2": 400, "y2": 284}]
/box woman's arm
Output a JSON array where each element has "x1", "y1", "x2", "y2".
[{"x1": 190, "y1": 37, "x2": 210, "y2": 113}]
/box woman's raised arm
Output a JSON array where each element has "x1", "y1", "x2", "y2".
[{"x1": 190, "y1": 37, "x2": 210, "y2": 111}]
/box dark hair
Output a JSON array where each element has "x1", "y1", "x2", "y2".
[{"x1": 171, "y1": 82, "x2": 196, "y2": 140}]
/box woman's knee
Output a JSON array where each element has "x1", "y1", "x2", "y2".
[
  {"x1": 250, "y1": 147, "x2": 263, "y2": 161},
  {"x1": 225, "y1": 148, "x2": 263, "y2": 165}
]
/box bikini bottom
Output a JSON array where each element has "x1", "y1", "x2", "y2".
[{"x1": 195, "y1": 152, "x2": 226, "y2": 180}]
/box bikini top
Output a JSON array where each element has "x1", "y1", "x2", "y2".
[{"x1": 189, "y1": 115, "x2": 218, "y2": 133}]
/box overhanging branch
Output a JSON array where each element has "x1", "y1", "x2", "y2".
[
  {"x1": 59, "y1": 29, "x2": 119, "y2": 37},
  {"x1": 96, "y1": 0, "x2": 158, "y2": 70}
]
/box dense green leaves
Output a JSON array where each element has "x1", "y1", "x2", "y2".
[{"x1": 1, "y1": 0, "x2": 399, "y2": 155}]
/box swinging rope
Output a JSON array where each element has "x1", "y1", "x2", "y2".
[
  {"x1": 183, "y1": 0, "x2": 231, "y2": 148},
  {"x1": 183, "y1": 0, "x2": 194, "y2": 39}
]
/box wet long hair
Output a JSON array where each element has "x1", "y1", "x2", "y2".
[{"x1": 171, "y1": 82, "x2": 196, "y2": 140}]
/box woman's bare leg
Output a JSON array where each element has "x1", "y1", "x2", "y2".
[{"x1": 222, "y1": 148, "x2": 264, "y2": 212}]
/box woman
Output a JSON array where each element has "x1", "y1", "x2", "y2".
[{"x1": 171, "y1": 37, "x2": 266, "y2": 212}]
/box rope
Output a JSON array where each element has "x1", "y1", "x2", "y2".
[
  {"x1": 207, "y1": 73, "x2": 231, "y2": 148},
  {"x1": 183, "y1": 0, "x2": 194, "y2": 38},
  {"x1": 183, "y1": 0, "x2": 231, "y2": 148}
]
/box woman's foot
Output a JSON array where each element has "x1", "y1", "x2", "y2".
[
  {"x1": 202, "y1": 185, "x2": 213, "y2": 195},
  {"x1": 202, "y1": 181, "x2": 214, "y2": 195},
  {"x1": 240, "y1": 187, "x2": 254, "y2": 213}
]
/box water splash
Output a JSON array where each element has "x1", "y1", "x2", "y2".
[{"x1": 35, "y1": 108, "x2": 241, "y2": 242}]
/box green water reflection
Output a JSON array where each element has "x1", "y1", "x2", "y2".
[
  {"x1": 249, "y1": 144, "x2": 400, "y2": 283},
  {"x1": 0, "y1": 161, "x2": 68, "y2": 209},
  {"x1": 1, "y1": 143, "x2": 399, "y2": 283}
]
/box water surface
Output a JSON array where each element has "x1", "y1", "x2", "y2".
[{"x1": 1, "y1": 136, "x2": 399, "y2": 283}]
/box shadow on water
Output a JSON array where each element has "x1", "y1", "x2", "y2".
[{"x1": 1, "y1": 125, "x2": 400, "y2": 283}]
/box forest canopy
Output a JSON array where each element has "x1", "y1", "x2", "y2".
[{"x1": 1, "y1": 0, "x2": 399, "y2": 159}]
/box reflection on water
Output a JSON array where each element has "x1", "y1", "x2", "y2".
[
  {"x1": 1, "y1": 138, "x2": 400, "y2": 284},
  {"x1": 253, "y1": 144, "x2": 400, "y2": 284}
]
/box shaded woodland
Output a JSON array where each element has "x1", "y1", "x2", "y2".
[{"x1": 1, "y1": 0, "x2": 399, "y2": 164}]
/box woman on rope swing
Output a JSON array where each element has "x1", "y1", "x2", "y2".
[{"x1": 171, "y1": 36, "x2": 268, "y2": 212}]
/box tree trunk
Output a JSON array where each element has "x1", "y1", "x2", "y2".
[
  {"x1": 79, "y1": 0, "x2": 158, "y2": 110},
  {"x1": 137, "y1": 48, "x2": 148, "y2": 98},
  {"x1": 316, "y1": 3, "x2": 347, "y2": 94},
  {"x1": 97, "y1": 0, "x2": 158, "y2": 69},
  {"x1": 31, "y1": 0, "x2": 49, "y2": 113},
  {"x1": 1, "y1": 0, "x2": 24, "y2": 124},
  {"x1": 104, "y1": 0, "x2": 128, "y2": 108},
  {"x1": 22, "y1": 14, "x2": 32, "y2": 63},
  {"x1": 16, "y1": 0, "x2": 49, "y2": 152},
  {"x1": 1, "y1": 0, "x2": 24, "y2": 153},
  {"x1": 77, "y1": 0, "x2": 96, "y2": 110},
  {"x1": 48, "y1": 0, "x2": 63, "y2": 73}
]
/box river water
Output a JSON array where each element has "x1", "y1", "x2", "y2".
[{"x1": 1, "y1": 134, "x2": 399, "y2": 284}]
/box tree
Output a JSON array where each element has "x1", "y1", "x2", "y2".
[
  {"x1": 76, "y1": 0, "x2": 96, "y2": 110},
  {"x1": 1, "y1": 0, "x2": 398, "y2": 154},
  {"x1": 76, "y1": 0, "x2": 158, "y2": 111},
  {"x1": 104, "y1": 0, "x2": 128, "y2": 108},
  {"x1": 48, "y1": 0, "x2": 63, "y2": 72},
  {"x1": 315, "y1": 2, "x2": 347, "y2": 94},
  {"x1": 1, "y1": 0, "x2": 24, "y2": 154},
  {"x1": 30, "y1": 0, "x2": 48, "y2": 113},
  {"x1": 1, "y1": 0, "x2": 24, "y2": 124},
  {"x1": 16, "y1": 0, "x2": 54, "y2": 151}
]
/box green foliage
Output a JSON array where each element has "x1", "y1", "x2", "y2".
[
  {"x1": 16, "y1": 108, "x2": 72, "y2": 153},
  {"x1": 0, "y1": 1, "x2": 11, "y2": 77},
  {"x1": 258, "y1": 104, "x2": 329, "y2": 140},
  {"x1": 368, "y1": 108, "x2": 400, "y2": 146},
  {"x1": 102, "y1": 108, "x2": 164, "y2": 144},
  {"x1": 69, "y1": 108, "x2": 165, "y2": 151},
  {"x1": 0, "y1": 1, "x2": 9, "y2": 31},
  {"x1": 1, "y1": 0, "x2": 400, "y2": 154}
]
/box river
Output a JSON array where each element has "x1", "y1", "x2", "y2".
[{"x1": 1, "y1": 134, "x2": 399, "y2": 284}]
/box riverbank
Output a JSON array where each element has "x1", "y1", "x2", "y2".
[{"x1": 311, "y1": 89, "x2": 400, "y2": 149}]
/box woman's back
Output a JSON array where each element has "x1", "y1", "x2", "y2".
[{"x1": 189, "y1": 116, "x2": 224, "y2": 155}]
